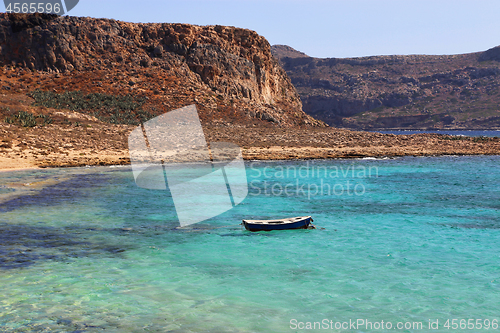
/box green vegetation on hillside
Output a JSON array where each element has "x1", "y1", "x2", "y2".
[
  {"x1": 29, "y1": 90, "x2": 153, "y2": 125},
  {"x1": 4, "y1": 110, "x2": 53, "y2": 127}
]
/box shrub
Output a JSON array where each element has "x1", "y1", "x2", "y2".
[
  {"x1": 4, "y1": 111, "x2": 53, "y2": 127},
  {"x1": 28, "y1": 90, "x2": 154, "y2": 125}
]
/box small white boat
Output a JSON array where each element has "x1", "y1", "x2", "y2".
[{"x1": 242, "y1": 216, "x2": 314, "y2": 232}]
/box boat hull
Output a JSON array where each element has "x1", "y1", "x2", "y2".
[{"x1": 242, "y1": 216, "x2": 312, "y2": 232}]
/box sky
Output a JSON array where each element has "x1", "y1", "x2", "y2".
[{"x1": 62, "y1": 0, "x2": 500, "y2": 58}]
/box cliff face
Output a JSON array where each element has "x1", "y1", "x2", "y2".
[
  {"x1": 0, "y1": 13, "x2": 324, "y2": 127},
  {"x1": 272, "y1": 44, "x2": 500, "y2": 129}
]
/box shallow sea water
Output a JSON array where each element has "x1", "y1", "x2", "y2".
[
  {"x1": 1, "y1": 157, "x2": 500, "y2": 332},
  {"x1": 372, "y1": 129, "x2": 500, "y2": 137}
]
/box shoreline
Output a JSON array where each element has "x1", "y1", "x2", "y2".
[
  {"x1": 0, "y1": 167, "x2": 40, "y2": 173},
  {"x1": 2, "y1": 121, "x2": 500, "y2": 173},
  {"x1": 2, "y1": 147, "x2": 500, "y2": 172}
]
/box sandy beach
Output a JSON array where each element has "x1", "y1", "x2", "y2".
[{"x1": 2, "y1": 121, "x2": 500, "y2": 172}]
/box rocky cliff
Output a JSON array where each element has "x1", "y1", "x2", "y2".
[
  {"x1": 272, "y1": 44, "x2": 500, "y2": 129},
  {"x1": 0, "y1": 13, "x2": 324, "y2": 127}
]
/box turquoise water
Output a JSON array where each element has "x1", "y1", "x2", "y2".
[
  {"x1": 372, "y1": 129, "x2": 500, "y2": 137},
  {"x1": 1, "y1": 157, "x2": 500, "y2": 332}
]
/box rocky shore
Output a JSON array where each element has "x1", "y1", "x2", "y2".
[
  {"x1": 0, "y1": 15, "x2": 499, "y2": 171},
  {"x1": 2, "y1": 116, "x2": 500, "y2": 170}
]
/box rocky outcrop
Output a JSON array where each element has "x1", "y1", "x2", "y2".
[
  {"x1": 270, "y1": 45, "x2": 309, "y2": 59},
  {"x1": 273, "y1": 44, "x2": 500, "y2": 129},
  {"x1": 479, "y1": 45, "x2": 500, "y2": 62},
  {"x1": 0, "y1": 14, "x2": 325, "y2": 127}
]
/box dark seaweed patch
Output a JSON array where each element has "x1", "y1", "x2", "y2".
[
  {"x1": 441, "y1": 223, "x2": 500, "y2": 230},
  {"x1": 0, "y1": 223, "x2": 132, "y2": 269},
  {"x1": 0, "y1": 173, "x2": 111, "y2": 213}
]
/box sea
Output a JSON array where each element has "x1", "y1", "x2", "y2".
[
  {"x1": 1, "y1": 156, "x2": 500, "y2": 332},
  {"x1": 371, "y1": 129, "x2": 500, "y2": 137}
]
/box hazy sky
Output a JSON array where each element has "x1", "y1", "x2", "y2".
[{"x1": 65, "y1": 0, "x2": 500, "y2": 58}]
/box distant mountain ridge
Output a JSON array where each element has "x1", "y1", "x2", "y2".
[
  {"x1": 271, "y1": 45, "x2": 309, "y2": 59},
  {"x1": 272, "y1": 44, "x2": 500, "y2": 129}
]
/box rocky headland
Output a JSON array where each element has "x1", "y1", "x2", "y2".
[
  {"x1": 0, "y1": 14, "x2": 499, "y2": 170},
  {"x1": 272, "y1": 44, "x2": 500, "y2": 130},
  {"x1": 0, "y1": 13, "x2": 323, "y2": 127}
]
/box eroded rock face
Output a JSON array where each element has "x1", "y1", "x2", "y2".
[
  {"x1": 273, "y1": 44, "x2": 500, "y2": 129},
  {"x1": 0, "y1": 13, "x2": 325, "y2": 127}
]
